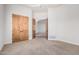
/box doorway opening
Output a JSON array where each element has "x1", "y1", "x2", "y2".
[
  {"x1": 32, "y1": 12, "x2": 48, "y2": 39},
  {"x1": 36, "y1": 18, "x2": 48, "y2": 39}
]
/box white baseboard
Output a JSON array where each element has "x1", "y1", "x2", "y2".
[
  {"x1": 59, "y1": 40, "x2": 79, "y2": 46},
  {"x1": 48, "y1": 38, "x2": 59, "y2": 40},
  {"x1": 48, "y1": 38, "x2": 79, "y2": 46},
  {"x1": 4, "y1": 40, "x2": 12, "y2": 45},
  {"x1": 0, "y1": 48, "x2": 2, "y2": 51},
  {"x1": 29, "y1": 39, "x2": 32, "y2": 40},
  {"x1": 0, "y1": 46, "x2": 3, "y2": 51}
]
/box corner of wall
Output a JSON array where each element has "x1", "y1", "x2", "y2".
[
  {"x1": 0, "y1": 48, "x2": 2, "y2": 51},
  {"x1": 3, "y1": 39, "x2": 12, "y2": 45},
  {"x1": 0, "y1": 45, "x2": 3, "y2": 51}
]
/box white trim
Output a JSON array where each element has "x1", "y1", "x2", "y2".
[
  {"x1": 48, "y1": 37, "x2": 79, "y2": 46},
  {"x1": 0, "y1": 49, "x2": 2, "y2": 51},
  {"x1": 59, "y1": 40, "x2": 79, "y2": 46},
  {"x1": 4, "y1": 40, "x2": 12, "y2": 45},
  {"x1": 0, "y1": 48, "x2": 2, "y2": 51},
  {"x1": 0, "y1": 46, "x2": 3, "y2": 51}
]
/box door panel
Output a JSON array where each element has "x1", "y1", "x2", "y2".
[
  {"x1": 12, "y1": 15, "x2": 20, "y2": 42},
  {"x1": 12, "y1": 14, "x2": 29, "y2": 42},
  {"x1": 19, "y1": 16, "x2": 28, "y2": 41},
  {"x1": 32, "y1": 18, "x2": 36, "y2": 39}
]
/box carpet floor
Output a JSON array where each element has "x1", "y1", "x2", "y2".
[{"x1": 0, "y1": 38, "x2": 79, "y2": 55}]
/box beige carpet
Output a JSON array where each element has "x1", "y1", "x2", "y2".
[{"x1": 0, "y1": 38, "x2": 79, "y2": 55}]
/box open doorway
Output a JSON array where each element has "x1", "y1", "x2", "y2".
[
  {"x1": 36, "y1": 18, "x2": 48, "y2": 39},
  {"x1": 32, "y1": 10, "x2": 48, "y2": 39}
]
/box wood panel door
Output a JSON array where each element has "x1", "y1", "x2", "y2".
[
  {"x1": 19, "y1": 16, "x2": 29, "y2": 41},
  {"x1": 32, "y1": 18, "x2": 36, "y2": 39},
  {"x1": 12, "y1": 14, "x2": 29, "y2": 42},
  {"x1": 12, "y1": 14, "x2": 20, "y2": 42}
]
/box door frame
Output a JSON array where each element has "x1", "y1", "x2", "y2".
[{"x1": 32, "y1": 18, "x2": 36, "y2": 39}]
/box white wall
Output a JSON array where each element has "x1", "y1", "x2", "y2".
[
  {"x1": 4, "y1": 4, "x2": 32, "y2": 44},
  {"x1": 0, "y1": 5, "x2": 5, "y2": 50},
  {"x1": 33, "y1": 12, "x2": 48, "y2": 33},
  {"x1": 48, "y1": 4, "x2": 79, "y2": 45},
  {"x1": 33, "y1": 12, "x2": 48, "y2": 21}
]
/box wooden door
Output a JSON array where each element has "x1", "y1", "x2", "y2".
[
  {"x1": 12, "y1": 14, "x2": 29, "y2": 42},
  {"x1": 19, "y1": 16, "x2": 29, "y2": 41},
  {"x1": 32, "y1": 18, "x2": 36, "y2": 39},
  {"x1": 12, "y1": 14, "x2": 20, "y2": 42}
]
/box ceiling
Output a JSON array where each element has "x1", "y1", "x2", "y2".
[
  {"x1": 22, "y1": 4, "x2": 62, "y2": 12},
  {"x1": 25, "y1": 4, "x2": 62, "y2": 8}
]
